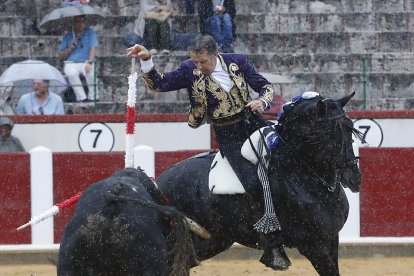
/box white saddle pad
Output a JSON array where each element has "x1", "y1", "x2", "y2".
[{"x1": 209, "y1": 152, "x2": 246, "y2": 195}]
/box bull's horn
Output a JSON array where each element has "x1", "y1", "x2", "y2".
[{"x1": 184, "y1": 217, "x2": 211, "y2": 240}]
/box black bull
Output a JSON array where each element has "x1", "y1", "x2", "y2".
[
  {"x1": 57, "y1": 168, "x2": 196, "y2": 276},
  {"x1": 156, "y1": 93, "x2": 363, "y2": 276}
]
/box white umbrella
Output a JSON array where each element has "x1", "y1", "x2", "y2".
[
  {"x1": 0, "y1": 60, "x2": 66, "y2": 85},
  {"x1": 0, "y1": 60, "x2": 67, "y2": 99},
  {"x1": 38, "y1": 5, "x2": 106, "y2": 33}
]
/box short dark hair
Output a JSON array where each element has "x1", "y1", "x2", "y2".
[
  {"x1": 73, "y1": 15, "x2": 86, "y2": 22},
  {"x1": 188, "y1": 35, "x2": 218, "y2": 55}
]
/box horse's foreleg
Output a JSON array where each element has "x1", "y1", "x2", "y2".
[{"x1": 297, "y1": 237, "x2": 340, "y2": 276}]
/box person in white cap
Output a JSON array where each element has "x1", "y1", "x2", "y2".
[{"x1": 0, "y1": 117, "x2": 25, "y2": 152}]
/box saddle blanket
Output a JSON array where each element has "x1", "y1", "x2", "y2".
[
  {"x1": 209, "y1": 126, "x2": 279, "y2": 195},
  {"x1": 209, "y1": 153, "x2": 246, "y2": 194}
]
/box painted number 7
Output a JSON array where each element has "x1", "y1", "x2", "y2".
[
  {"x1": 357, "y1": 125, "x2": 370, "y2": 142},
  {"x1": 78, "y1": 123, "x2": 115, "y2": 152},
  {"x1": 353, "y1": 119, "x2": 383, "y2": 147},
  {"x1": 90, "y1": 129, "x2": 102, "y2": 148}
]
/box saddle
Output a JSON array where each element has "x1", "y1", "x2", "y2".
[{"x1": 208, "y1": 125, "x2": 280, "y2": 195}]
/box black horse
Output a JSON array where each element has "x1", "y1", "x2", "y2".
[{"x1": 156, "y1": 92, "x2": 363, "y2": 276}]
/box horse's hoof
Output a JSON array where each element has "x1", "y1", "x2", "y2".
[{"x1": 260, "y1": 247, "x2": 291, "y2": 271}]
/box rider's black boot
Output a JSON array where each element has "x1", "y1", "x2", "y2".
[{"x1": 259, "y1": 233, "x2": 291, "y2": 271}]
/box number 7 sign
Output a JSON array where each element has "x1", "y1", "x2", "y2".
[{"x1": 78, "y1": 123, "x2": 115, "y2": 151}]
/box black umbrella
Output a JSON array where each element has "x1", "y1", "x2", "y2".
[{"x1": 38, "y1": 5, "x2": 105, "y2": 33}]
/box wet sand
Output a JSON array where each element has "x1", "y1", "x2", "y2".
[{"x1": 1, "y1": 256, "x2": 414, "y2": 275}]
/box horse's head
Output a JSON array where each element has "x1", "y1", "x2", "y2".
[{"x1": 276, "y1": 92, "x2": 363, "y2": 193}]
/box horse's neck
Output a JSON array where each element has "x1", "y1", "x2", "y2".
[{"x1": 271, "y1": 144, "x2": 337, "y2": 184}]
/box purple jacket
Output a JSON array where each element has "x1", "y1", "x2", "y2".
[{"x1": 143, "y1": 53, "x2": 274, "y2": 128}]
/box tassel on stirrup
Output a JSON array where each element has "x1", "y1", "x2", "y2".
[{"x1": 254, "y1": 213, "x2": 281, "y2": 234}]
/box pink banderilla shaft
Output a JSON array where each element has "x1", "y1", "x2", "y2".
[{"x1": 16, "y1": 192, "x2": 82, "y2": 231}]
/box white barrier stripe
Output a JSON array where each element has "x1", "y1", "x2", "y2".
[
  {"x1": 30, "y1": 147, "x2": 54, "y2": 244},
  {"x1": 338, "y1": 237, "x2": 414, "y2": 244},
  {"x1": 2, "y1": 238, "x2": 414, "y2": 253}
]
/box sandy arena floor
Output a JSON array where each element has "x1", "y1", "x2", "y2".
[{"x1": 1, "y1": 256, "x2": 414, "y2": 275}]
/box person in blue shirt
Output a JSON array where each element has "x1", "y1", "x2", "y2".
[
  {"x1": 16, "y1": 79, "x2": 64, "y2": 115},
  {"x1": 58, "y1": 15, "x2": 99, "y2": 102}
]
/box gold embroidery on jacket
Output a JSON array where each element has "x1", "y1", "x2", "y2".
[
  {"x1": 227, "y1": 61, "x2": 249, "y2": 102},
  {"x1": 189, "y1": 70, "x2": 207, "y2": 126},
  {"x1": 230, "y1": 86, "x2": 245, "y2": 107},
  {"x1": 262, "y1": 84, "x2": 275, "y2": 103},
  {"x1": 143, "y1": 74, "x2": 161, "y2": 92}
]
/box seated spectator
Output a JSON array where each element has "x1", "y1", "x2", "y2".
[
  {"x1": 198, "y1": 0, "x2": 236, "y2": 53},
  {"x1": 0, "y1": 82, "x2": 15, "y2": 115},
  {"x1": 124, "y1": 0, "x2": 172, "y2": 55},
  {"x1": 58, "y1": 15, "x2": 99, "y2": 102},
  {"x1": 0, "y1": 117, "x2": 25, "y2": 152},
  {"x1": 16, "y1": 79, "x2": 64, "y2": 115}
]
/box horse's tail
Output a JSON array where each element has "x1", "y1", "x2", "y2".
[{"x1": 107, "y1": 193, "x2": 199, "y2": 276}]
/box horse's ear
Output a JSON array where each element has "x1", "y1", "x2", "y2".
[{"x1": 337, "y1": 91, "x2": 355, "y2": 108}]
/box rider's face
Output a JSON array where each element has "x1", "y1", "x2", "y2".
[{"x1": 190, "y1": 50, "x2": 218, "y2": 75}]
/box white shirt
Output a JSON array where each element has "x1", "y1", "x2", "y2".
[{"x1": 210, "y1": 57, "x2": 233, "y2": 92}]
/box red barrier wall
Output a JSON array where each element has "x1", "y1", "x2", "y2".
[
  {"x1": 0, "y1": 153, "x2": 31, "y2": 244},
  {"x1": 2, "y1": 147, "x2": 414, "y2": 244},
  {"x1": 360, "y1": 148, "x2": 414, "y2": 236},
  {"x1": 154, "y1": 150, "x2": 206, "y2": 177},
  {"x1": 53, "y1": 152, "x2": 125, "y2": 243}
]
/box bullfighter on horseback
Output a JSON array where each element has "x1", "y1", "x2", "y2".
[{"x1": 126, "y1": 34, "x2": 290, "y2": 270}]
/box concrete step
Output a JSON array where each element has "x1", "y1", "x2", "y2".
[
  {"x1": 3, "y1": 50, "x2": 414, "y2": 104},
  {"x1": 60, "y1": 71, "x2": 414, "y2": 107},
  {"x1": 3, "y1": 51, "x2": 414, "y2": 79},
  {"x1": 2, "y1": 0, "x2": 414, "y2": 18},
  {"x1": 2, "y1": 31, "x2": 414, "y2": 63},
  {"x1": 5, "y1": 11, "x2": 414, "y2": 37},
  {"x1": 2, "y1": 0, "x2": 414, "y2": 17}
]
